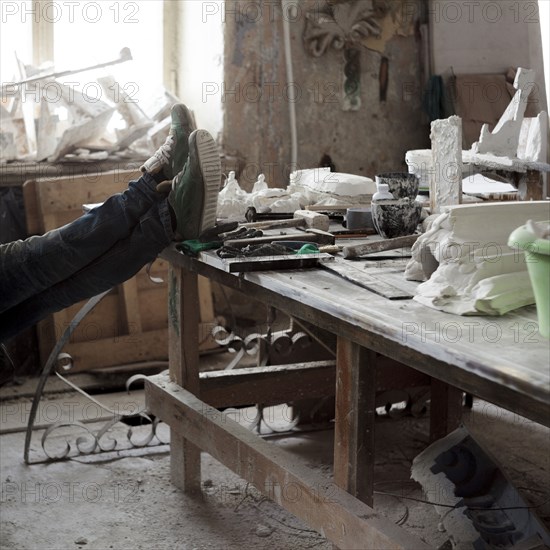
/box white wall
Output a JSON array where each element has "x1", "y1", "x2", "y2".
[
  {"x1": 430, "y1": 0, "x2": 547, "y2": 111},
  {"x1": 177, "y1": 0, "x2": 224, "y2": 139}
]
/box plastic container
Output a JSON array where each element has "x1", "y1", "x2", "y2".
[
  {"x1": 372, "y1": 184, "x2": 395, "y2": 202},
  {"x1": 508, "y1": 221, "x2": 550, "y2": 339}
]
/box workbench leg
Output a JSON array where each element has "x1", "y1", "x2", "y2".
[
  {"x1": 429, "y1": 378, "x2": 463, "y2": 442},
  {"x1": 334, "y1": 338, "x2": 376, "y2": 507},
  {"x1": 168, "y1": 265, "x2": 202, "y2": 493}
]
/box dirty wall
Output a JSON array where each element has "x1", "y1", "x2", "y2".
[{"x1": 222, "y1": 0, "x2": 429, "y2": 189}]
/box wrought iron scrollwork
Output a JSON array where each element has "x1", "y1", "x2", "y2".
[{"x1": 24, "y1": 291, "x2": 169, "y2": 464}]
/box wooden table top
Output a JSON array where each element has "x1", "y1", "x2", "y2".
[{"x1": 163, "y1": 245, "x2": 550, "y2": 427}]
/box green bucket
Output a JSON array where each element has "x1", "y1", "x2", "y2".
[{"x1": 508, "y1": 221, "x2": 550, "y2": 339}]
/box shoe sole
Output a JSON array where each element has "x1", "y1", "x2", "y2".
[{"x1": 194, "y1": 130, "x2": 221, "y2": 234}]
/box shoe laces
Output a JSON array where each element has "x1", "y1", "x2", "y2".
[{"x1": 151, "y1": 134, "x2": 174, "y2": 167}]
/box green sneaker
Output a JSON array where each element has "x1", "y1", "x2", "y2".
[
  {"x1": 169, "y1": 129, "x2": 221, "y2": 240},
  {"x1": 140, "y1": 104, "x2": 195, "y2": 184}
]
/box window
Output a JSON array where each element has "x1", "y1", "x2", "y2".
[
  {"x1": 1, "y1": 0, "x2": 163, "y2": 102},
  {"x1": 0, "y1": 1, "x2": 33, "y2": 82}
]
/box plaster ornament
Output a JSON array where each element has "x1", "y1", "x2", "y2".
[
  {"x1": 303, "y1": 0, "x2": 388, "y2": 110},
  {"x1": 218, "y1": 171, "x2": 245, "y2": 201},
  {"x1": 430, "y1": 116, "x2": 463, "y2": 213},
  {"x1": 405, "y1": 201, "x2": 550, "y2": 315},
  {"x1": 471, "y1": 68, "x2": 535, "y2": 158},
  {"x1": 217, "y1": 171, "x2": 249, "y2": 219},
  {"x1": 252, "y1": 174, "x2": 269, "y2": 194}
]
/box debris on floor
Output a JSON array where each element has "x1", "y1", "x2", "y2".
[{"x1": 411, "y1": 426, "x2": 550, "y2": 549}]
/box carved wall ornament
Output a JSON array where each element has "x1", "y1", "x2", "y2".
[{"x1": 303, "y1": 0, "x2": 389, "y2": 110}]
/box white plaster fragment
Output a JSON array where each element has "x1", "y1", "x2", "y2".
[
  {"x1": 472, "y1": 68, "x2": 536, "y2": 158},
  {"x1": 288, "y1": 168, "x2": 376, "y2": 206},
  {"x1": 517, "y1": 113, "x2": 549, "y2": 162}
]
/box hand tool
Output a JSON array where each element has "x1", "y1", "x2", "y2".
[{"x1": 342, "y1": 234, "x2": 419, "y2": 259}]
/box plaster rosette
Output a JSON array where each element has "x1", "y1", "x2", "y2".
[{"x1": 405, "y1": 202, "x2": 550, "y2": 316}]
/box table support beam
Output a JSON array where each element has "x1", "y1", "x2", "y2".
[
  {"x1": 429, "y1": 378, "x2": 463, "y2": 442},
  {"x1": 146, "y1": 374, "x2": 431, "y2": 550},
  {"x1": 334, "y1": 338, "x2": 377, "y2": 507},
  {"x1": 168, "y1": 265, "x2": 201, "y2": 492}
]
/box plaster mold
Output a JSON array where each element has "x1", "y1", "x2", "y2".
[{"x1": 405, "y1": 201, "x2": 550, "y2": 315}]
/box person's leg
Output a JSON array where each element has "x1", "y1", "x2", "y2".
[
  {"x1": 0, "y1": 103, "x2": 195, "y2": 315},
  {"x1": 0, "y1": 172, "x2": 165, "y2": 314},
  {"x1": 0, "y1": 123, "x2": 221, "y2": 343},
  {"x1": 0, "y1": 199, "x2": 173, "y2": 342}
]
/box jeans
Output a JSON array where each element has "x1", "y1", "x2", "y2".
[{"x1": 0, "y1": 173, "x2": 174, "y2": 342}]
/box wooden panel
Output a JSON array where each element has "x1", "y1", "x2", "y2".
[{"x1": 146, "y1": 374, "x2": 431, "y2": 550}]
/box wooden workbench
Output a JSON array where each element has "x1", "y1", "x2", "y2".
[{"x1": 145, "y1": 245, "x2": 550, "y2": 549}]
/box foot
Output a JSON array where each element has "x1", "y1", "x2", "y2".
[
  {"x1": 169, "y1": 129, "x2": 221, "y2": 241},
  {"x1": 140, "y1": 104, "x2": 195, "y2": 183}
]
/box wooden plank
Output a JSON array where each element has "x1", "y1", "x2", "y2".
[
  {"x1": 334, "y1": 339, "x2": 376, "y2": 507},
  {"x1": 225, "y1": 231, "x2": 335, "y2": 248},
  {"x1": 37, "y1": 169, "x2": 140, "y2": 221},
  {"x1": 222, "y1": 253, "x2": 334, "y2": 273},
  {"x1": 22, "y1": 179, "x2": 42, "y2": 234},
  {"x1": 119, "y1": 278, "x2": 143, "y2": 334},
  {"x1": 199, "y1": 361, "x2": 336, "y2": 408},
  {"x1": 61, "y1": 328, "x2": 168, "y2": 371},
  {"x1": 198, "y1": 276, "x2": 215, "y2": 323},
  {"x1": 321, "y1": 260, "x2": 413, "y2": 300},
  {"x1": 168, "y1": 265, "x2": 201, "y2": 492},
  {"x1": 145, "y1": 374, "x2": 431, "y2": 550}
]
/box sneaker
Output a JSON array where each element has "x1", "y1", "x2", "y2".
[
  {"x1": 169, "y1": 129, "x2": 221, "y2": 240},
  {"x1": 140, "y1": 104, "x2": 195, "y2": 182}
]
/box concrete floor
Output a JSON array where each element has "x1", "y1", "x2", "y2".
[{"x1": 1, "y1": 372, "x2": 549, "y2": 550}]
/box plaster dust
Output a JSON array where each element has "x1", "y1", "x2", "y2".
[{"x1": 1, "y1": 394, "x2": 548, "y2": 550}]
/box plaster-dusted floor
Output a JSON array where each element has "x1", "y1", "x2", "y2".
[{"x1": 1, "y1": 376, "x2": 548, "y2": 549}]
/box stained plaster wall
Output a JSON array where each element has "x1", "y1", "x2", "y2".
[{"x1": 221, "y1": 0, "x2": 429, "y2": 190}]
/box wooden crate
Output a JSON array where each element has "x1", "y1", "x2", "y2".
[{"x1": 23, "y1": 169, "x2": 218, "y2": 371}]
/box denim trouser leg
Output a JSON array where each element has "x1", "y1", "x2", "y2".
[
  {"x1": 0, "y1": 173, "x2": 165, "y2": 314},
  {"x1": 0, "y1": 200, "x2": 173, "y2": 343}
]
